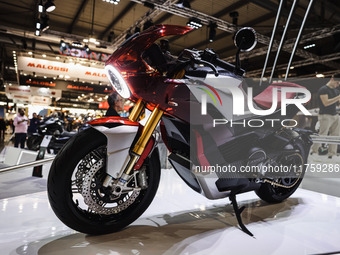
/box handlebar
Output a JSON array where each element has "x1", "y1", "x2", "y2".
[{"x1": 179, "y1": 48, "x2": 244, "y2": 77}]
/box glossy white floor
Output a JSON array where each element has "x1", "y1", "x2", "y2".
[{"x1": 1, "y1": 166, "x2": 340, "y2": 255}]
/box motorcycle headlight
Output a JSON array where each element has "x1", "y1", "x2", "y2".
[{"x1": 105, "y1": 65, "x2": 131, "y2": 98}]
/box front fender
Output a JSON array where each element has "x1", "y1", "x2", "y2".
[{"x1": 88, "y1": 117, "x2": 140, "y2": 178}]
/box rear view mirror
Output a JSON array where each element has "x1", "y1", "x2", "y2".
[{"x1": 234, "y1": 27, "x2": 257, "y2": 52}]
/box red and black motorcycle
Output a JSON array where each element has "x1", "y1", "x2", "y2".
[{"x1": 47, "y1": 25, "x2": 312, "y2": 236}]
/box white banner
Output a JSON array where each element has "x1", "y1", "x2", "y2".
[
  {"x1": 6, "y1": 85, "x2": 60, "y2": 105},
  {"x1": 5, "y1": 85, "x2": 61, "y2": 98},
  {"x1": 31, "y1": 96, "x2": 51, "y2": 106},
  {"x1": 17, "y1": 56, "x2": 108, "y2": 83}
]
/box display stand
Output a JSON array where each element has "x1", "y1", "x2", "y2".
[{"x1": 32, "y1": 135, "x2": 52, "y2": 177}]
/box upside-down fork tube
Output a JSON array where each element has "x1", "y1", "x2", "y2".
[
  {"x1": 129, "y1": 98, "x2": 145, "y2": 122},
  {"x1": 118, "y1": 106, "x2": 164, "y2": 185}
]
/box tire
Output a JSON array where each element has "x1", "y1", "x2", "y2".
[
  {"x1": 255, "y1": 138, "x2": 308, "y2": 203},
  {"x1": 27, "y1": 135, "x2": 42, "y2": 151},
  {"x1": 47, "y1": 127, "x2": 161, "y2": 235}
]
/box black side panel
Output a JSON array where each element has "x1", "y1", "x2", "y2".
[
  {"x1": 168, "y1": 153, "x2": 201, "y2": 193},
  {"x1": 162, "y1": 116, "x2": 190, "y2": 157}
]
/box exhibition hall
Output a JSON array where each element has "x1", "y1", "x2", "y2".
[{"x1": 0, "y1": 0, "x2": 340, "y2": 254}]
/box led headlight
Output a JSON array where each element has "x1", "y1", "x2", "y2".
[{"x1": 105, "y1": 65, "x2": 131, "y2": 98}]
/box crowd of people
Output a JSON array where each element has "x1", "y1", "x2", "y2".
[{"x1": 0, "y1": 91, "x2": 128, "y2": 149}]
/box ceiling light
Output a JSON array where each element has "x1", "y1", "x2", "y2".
[
  {"x1": 56, "y1": 56, "x2": 60, "y2": 60},
  {"x1": 208, "y1": 22, "x2": 217, "y2": 42},
  {"x1": 72, "y1": 41, "x2": 83, "y2": 47},
  {"x1": 40, "y1": 15, "x2": 50, "y2": 32},
  {"x1": 83, "y1": 38, "x2": 89, "y2": 43},
  {"x1": 316, "y1": 73, "x2": 325, "y2": 78},
  {"x1": 187, "y1": 17, "x2": 202, "y2": 29},
  {"x1": 42, "y1": 54, "x2": 46, "y2": 57},
  {"x1": 84, "y1": 45, "x2": 91, "y2": 53},
  {"x1": 35, "y1": 30, "x2": 40, "y2": 36},
  {"x1": 176, "y1": 0, "x2": 191, "y2": 8},
  {"x1": 304, "y1": 43, "x2": 316, "y2": 49},
  {"x1": 89, "y1": 37, "x2": 96, "y2": 43},
  {"x1": 38, "y1": 0, "x2": 43, "y2": 13},
  {"x1": 28, "y1": 52, "x2": 33, "y2": 55},
  {"x1": 45, "y1": 0, "x2": 56, "y2": 12}
]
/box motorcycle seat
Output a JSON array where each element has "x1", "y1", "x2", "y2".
[
  {"x1": 60, "y1": 131, "x2": 77, "y2": 137},
  {"x1": 253, "y1": 82, "x2": 304, "y2": 109}
]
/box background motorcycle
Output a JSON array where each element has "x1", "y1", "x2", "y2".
[
  {"x1": 27, "y1": 116, "x2": 77, "y2": 154},
  {"x1": 47, "y1": 25, "x2": 312, "y2": 236}
]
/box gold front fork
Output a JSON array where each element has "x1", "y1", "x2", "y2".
[
  {"x1": 129, "y1": 98, "x2": 145, "y2": 122},
  {"x1": 118, "y1": 103, "x2": 163, "y2": 184}
]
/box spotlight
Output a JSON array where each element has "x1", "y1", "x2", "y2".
[
  {"x1": 208, "y1": 22, "x2": 217, "y2": 42},
  {"x1": 60, "y1": 40, "x2": 69, "y2": 52},
  {"x1": 40, "y1": 14, "x2": 50, "y2": 32},
  {"x1": 187, "y1": 17, "x2": 202, "y2": 29},
  {"x1": 45, "y1": 0, "x2": 56, "y2": 12},
  {"x1": 108, "y1": 31, "x2": 115, "y2": 42},
  {"x1": 38, "y1": 0, "x2": 43, "y2": 13},
  {"x1": 230, "y1": 11, "x2": 239, "y2": 26},
  {"x1": 35, "y1": 30, "x2": 40, "y2": 36},
  {"x1": 176, "y1": 0, "x2": 191, "y2": 8},
  {"x1": 84, "y1": 45, "x2": 91, "y2": 54},
  {"x1": 143, "y1": 20, "x2": 154, "y2": 31}
]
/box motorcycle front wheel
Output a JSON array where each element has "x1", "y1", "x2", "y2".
[{"x1": 47, "y1": 127, "x2": 161, "y2": 235}]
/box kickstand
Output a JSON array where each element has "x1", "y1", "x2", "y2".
[{"x1": 229, "y1": 193, "x2": 254, "y2": 237}]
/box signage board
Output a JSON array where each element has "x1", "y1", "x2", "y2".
[{"x1": 17, "y1": 56, "x2": 108, "y2": 82}]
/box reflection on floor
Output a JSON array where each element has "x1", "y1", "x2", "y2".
[{"x1": 1, "y1": 168, "x2": 340, "y2": 255}]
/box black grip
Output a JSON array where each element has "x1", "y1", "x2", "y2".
[{"x1": 215, "y1": 58, "x2": 245, "y2": 76}]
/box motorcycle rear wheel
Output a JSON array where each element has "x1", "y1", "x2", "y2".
[
  {"x1": 47, "y1": 127, "x2": 161, "y2": 235},
  {"x1": 255, "y1": 139, "x2": 308, "y2": 203}
]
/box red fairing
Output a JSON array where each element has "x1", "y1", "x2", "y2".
[
  {"x1": 88, "y1": 117, "x2": 139, "y2": 126},
  {"x1": 106, "y1": 25, "x2": 192, "y2": 73},
  {"x1": 105, "y1": 25, "x2": 192, "y2": 103}
]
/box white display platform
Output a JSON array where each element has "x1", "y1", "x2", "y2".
[{"x1": 1, "y1": 169, "x2": 340, "y2": 255}]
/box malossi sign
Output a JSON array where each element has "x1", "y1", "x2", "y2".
[{"x1": 17, "y1": 56, "x2": 107, "y2": 83}]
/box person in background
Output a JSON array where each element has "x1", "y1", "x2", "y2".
[
  {"x1": 0, "y1": 117, "x2": 6, "y2": 140},
  {"x1": 27, "y1": 112, "x2": 39, "y2": 136},
  {"x1": 105, "y1": 92, "x2": 123, "y2": 117},
  {"x1": 311, "y1": 75, "x2": 340, "y2": 159},
  {"x1": 13, "y1": 108, "x2": 29, "y2": 148}
]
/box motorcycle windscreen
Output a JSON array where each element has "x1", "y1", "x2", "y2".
[{"x1": 106, "y1": 25, "x2": 192, "y2": 74}]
